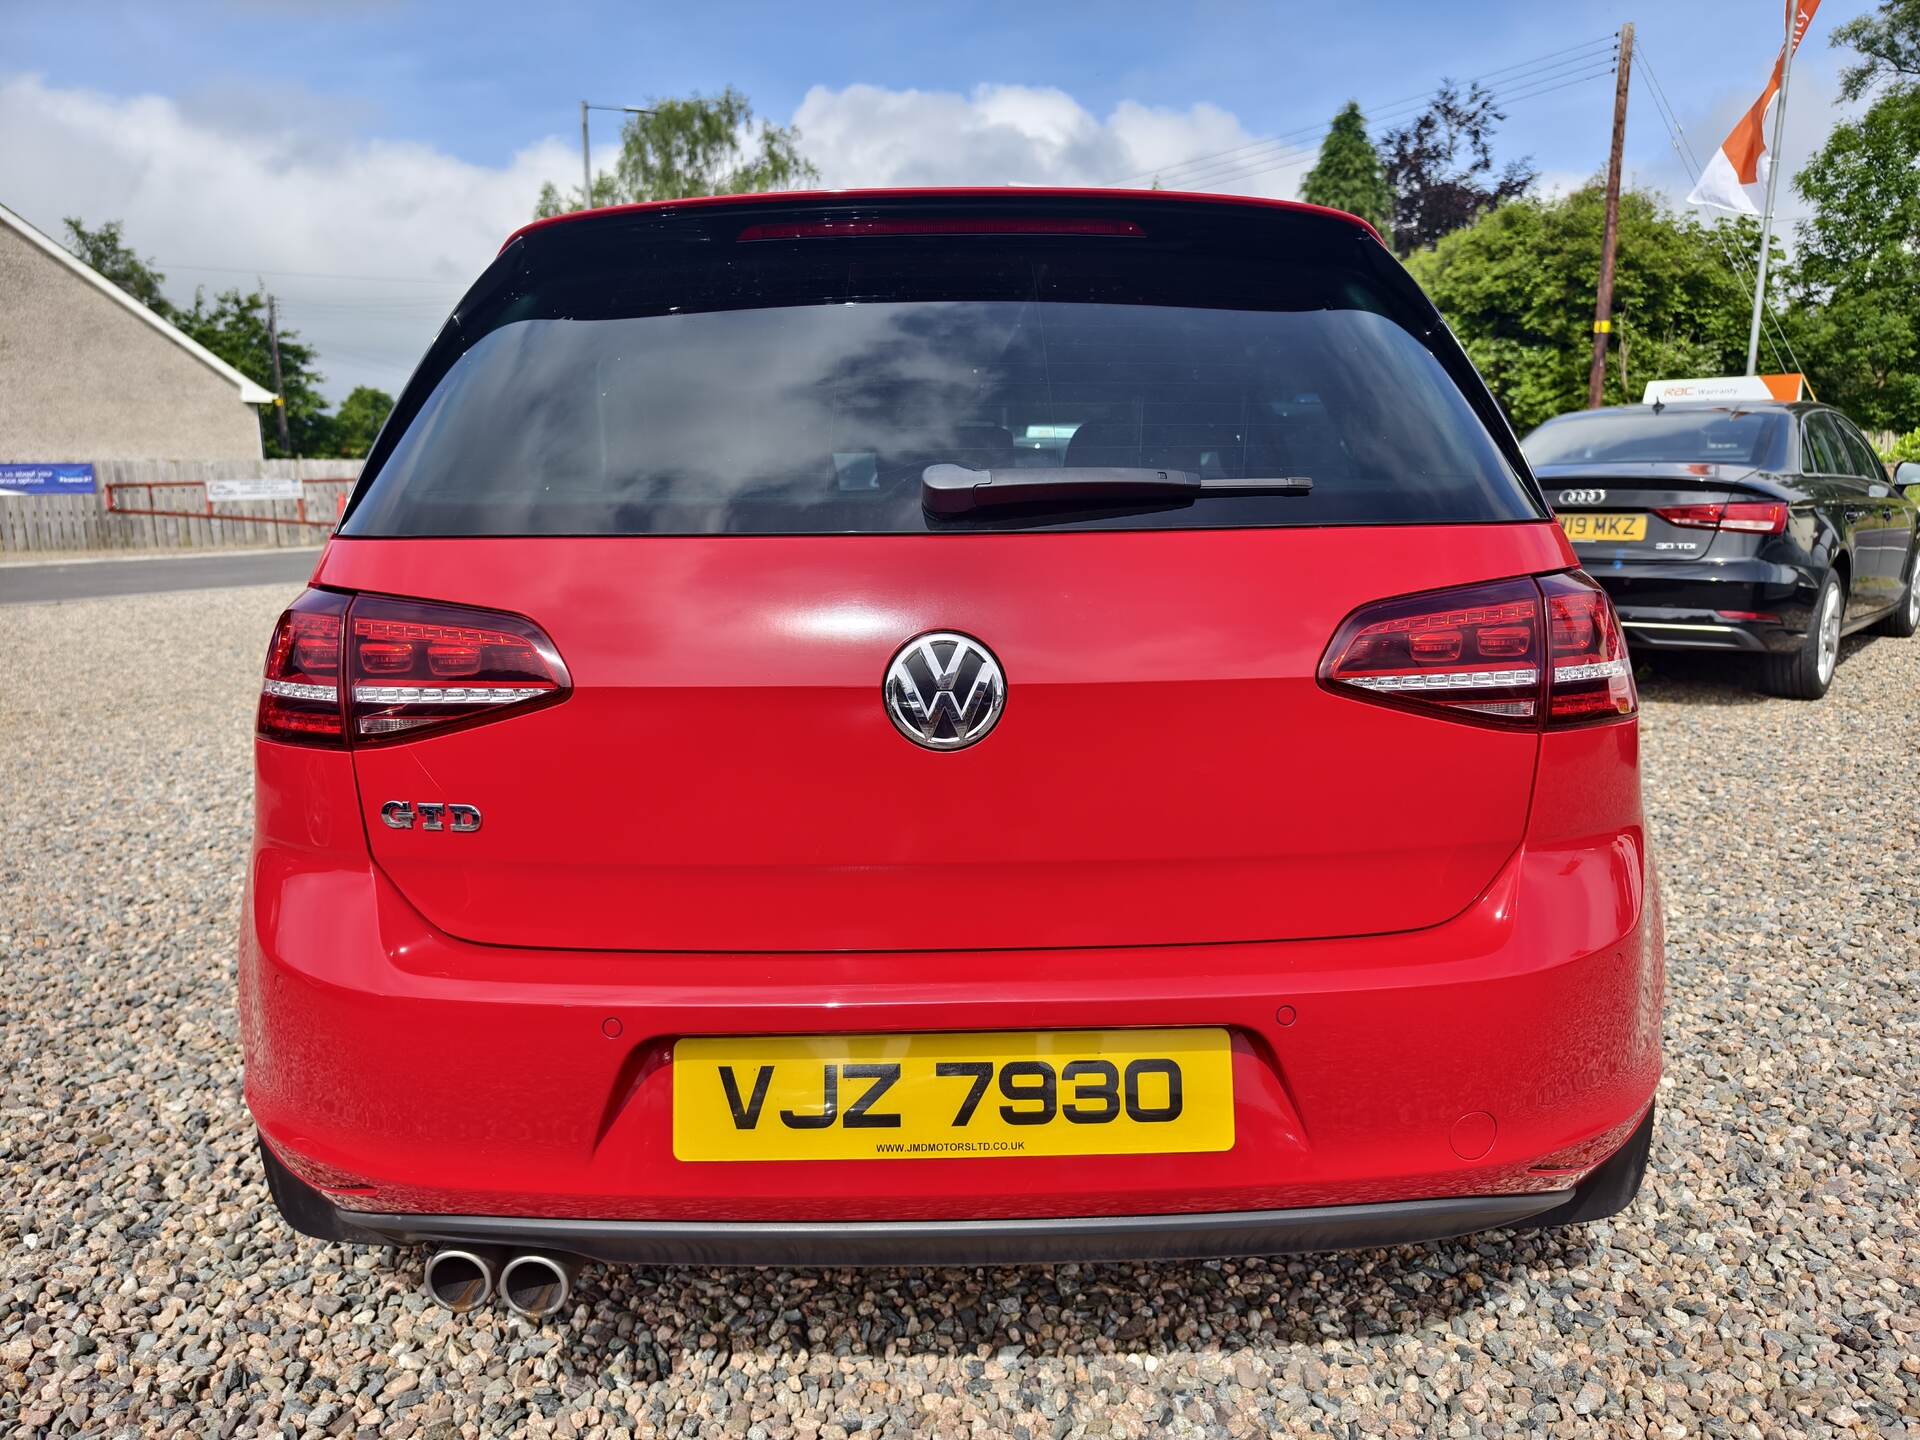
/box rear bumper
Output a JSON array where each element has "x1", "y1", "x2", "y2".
[
  {"x1": 240, "y1": 724, "x2": 1663, "y2": 1241},
  {"x1": 266, "y1": 1102, "x2": 1655, "y2": 1263},
  {"x1": 1590, "y1": 556, "x2": 1818, "y2": 653},
  {"x1": 264, "y1": 1140, "x2": 1571, "y2": 1262},
  {"x1": 261, "y1": 1127, "x2": 1663, "y2": 1264}
]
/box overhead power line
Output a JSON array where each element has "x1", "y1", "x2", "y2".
[
  {"x1": 155, "y1": 261, "x2": 466, "y2": 288},
  {"x1": 1118, "y1": 33, "x2": 1618, "y2": 188},
  {"x1": 1112, "y1": 31, "x2": 1620, "y2": 189},
  {"x1": 1130, "y1": 54, "x2": 1618, "y2": 194},
  {"x1": 1149, "y1": 60, "x2": 1619, "y2": 195},
  {"x1": 1635, "y1": 42, "x2": 1801, "y2": 375},
  {"x1": 1499, "y1": 62, "x2": 1622, "y2": 107},
  {"x1": 272, "y1": 297, "x2": 456, "y2": 314}
]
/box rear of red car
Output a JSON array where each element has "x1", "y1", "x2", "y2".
[{"x1": 240, "y1": 190, "x2": 1660, "y2": 1297}]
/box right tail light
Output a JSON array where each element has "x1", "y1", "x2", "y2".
[
  {"x1": 1320, "y1": 572, "x2": 1635, "y2": 728},
  {"x1": 258, "y1": 590, "x2": 570, "y2": 747},
  {"x1": 1653, "y1": 501, "x2": 1789, "y2": 535}
]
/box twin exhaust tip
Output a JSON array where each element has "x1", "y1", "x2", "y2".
[
  {"x1": 498, "y1": 1252, "x2": 578, "y2": 1319},
  {"x1": 424, "y1": 1246, "x2": 578, "y2": 1319}
]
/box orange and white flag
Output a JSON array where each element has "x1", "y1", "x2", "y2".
[{"x1": 1688, "y1": 0, "x2": 1821, "y2": 214}]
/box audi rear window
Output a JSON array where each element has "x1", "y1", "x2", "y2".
[
  {"x1": 1524, "y1": 407, "x2": 1790, "y2": 470},
  {"x1": 344, "y1": 211, "x2": 1536, "y2": 537}
]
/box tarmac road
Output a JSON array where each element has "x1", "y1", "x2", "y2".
[{"x1": 0, "y1": 548, "x2": 320, "y2": 605}]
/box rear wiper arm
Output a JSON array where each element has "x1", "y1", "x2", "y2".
[{"x1": 922, "y1": 464, "x2": 1312, "y2": 516}]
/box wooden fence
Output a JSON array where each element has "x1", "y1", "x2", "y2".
[{"x1": 0, "y1": 459, "x2": 363, "y2": 554}]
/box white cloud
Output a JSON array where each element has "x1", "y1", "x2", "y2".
[
  {"x1": 0, "y1": 74, "x2": 1310, "y2": 403},
  {"x1": 1530, "y1": 168, "x2": 1603, "y2": 200},
  {"x1": 793, "y1": 82, "x2": 1308, "y2": 198},
  {"x1": 0, "y1": 72, "x2": 581, "y2": 401}
]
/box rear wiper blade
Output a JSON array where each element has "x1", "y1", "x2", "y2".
[{"x1": 922, "y1": 464, "x2": 1312, "y2": 516}]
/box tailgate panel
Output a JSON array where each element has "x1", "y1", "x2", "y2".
[{"x1": 321, "y1": 524, "x2": 1569, "y2": 952}]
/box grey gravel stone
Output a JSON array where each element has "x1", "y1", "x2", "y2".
[{"x1": 3, "y1": 587, "x2": 1918, "y2": 1437}]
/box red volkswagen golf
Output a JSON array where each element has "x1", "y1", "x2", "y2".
[{"x1": 240, "y1": 189, "x2": 1662, "y2": 1317}]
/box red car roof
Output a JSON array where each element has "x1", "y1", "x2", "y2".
[{"x1": 501, "y1": 186, "x2": 1384, "y2": 252}]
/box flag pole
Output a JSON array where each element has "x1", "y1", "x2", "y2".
[{"x1": 1746, "y1": 0, "x2": 1798, "y2": 375}]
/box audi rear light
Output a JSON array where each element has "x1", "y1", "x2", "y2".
[
  {"x1": 256, "y1": 591, "x2": 570, "y2": 747},
  {"x1": 258, "y1": 589, "x2": 350, "y2": 744},
  {"x1": 1653, "y1": 501, "x2": 1788, "y2": 535},
  {"x1": 1319, "y1": 574, "x2": 1636, "y2": 729},
  {"x1": 1718, "y1": 501, "x2": 1789, "y2": 534},
  {"x1": 1652, "y1": 503, "x2": 1722, "y2": 530}
]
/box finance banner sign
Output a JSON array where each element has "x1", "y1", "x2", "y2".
[
  {"x1": 0, "y1": 463, "x2": 96, "y2": 496},
  {"x1": 206, "y1": 476, "x2": 302, "y2": 503}
]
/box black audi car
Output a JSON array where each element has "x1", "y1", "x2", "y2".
[{"x1": 1522, "y1": 401, "x2": 1920, "y2": 699}]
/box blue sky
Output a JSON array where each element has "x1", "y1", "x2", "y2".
[{"x1": 0, "y1": 0, "x2": 1878, "y2": 400}]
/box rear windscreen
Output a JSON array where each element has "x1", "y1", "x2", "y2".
[
  {"x1": 1524, "y1": 408, "x2": 1789, "y2": 470},
  {"x1": 345, "y1": 224, "x2": 1535, "y2": 536}
]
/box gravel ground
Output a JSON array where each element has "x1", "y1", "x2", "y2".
[{"x1": 3, "y1": 584, "x2": 1917, "y2": 1439}]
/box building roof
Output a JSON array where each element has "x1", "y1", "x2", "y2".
[{"x1": 0, "y1": 200, "x2": 277, "y2": 405}]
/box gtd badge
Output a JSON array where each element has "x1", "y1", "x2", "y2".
[{"x1": 380, "y1": 801, "x2": 482, "y2": 832}]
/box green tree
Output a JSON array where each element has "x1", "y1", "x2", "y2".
[
  {"x1": 330, "y1": 386, "x2": 394, "y2": 458},
  {"x1": 59, "y1": 216, "x2": 402, "y2": 452},
  {"x1": 1406, "y1": 187, "x2": 1758, "y2": 431},
  {"x1": 535, "y1": 88, "x2": 819, "y2": 217},
  {"x1": 1783, "y1": 11, "x2": 1920, "y2": 429},
  {"x1": 1885, "y1": 428, "x2": 1920, "y2": 464},
  {"x1": 1783, "y1": 281, "x2": 1920, "y2": 430},
  {"x1": 1830, "y1": 0, "x2": 1920, "y2": 100},
  {"x1": 1301, "y1": 102, "x2": 1395, "y2": 246},
  {"x1": 1382, "y1": 81, "x2": 1535, "y2": 257},
  {"x1": 61, "y1": 218, "x2": 176, "y2": 317},
  {"x1": 177, "y1": 288, "x2": 334, "y2": 458}
]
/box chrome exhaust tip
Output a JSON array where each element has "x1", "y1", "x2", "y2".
[
  {"x1": 423, "y1": 1246, "x2": 503, "y2": 1313},
  {"x1": 498, "y1": 1251, "x2": 579, "y2": 1320}
]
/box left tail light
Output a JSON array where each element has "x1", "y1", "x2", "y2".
[
  {"x1": 257, "y1": 590, "x2": 570, "y2": 747},
  {"x1": 1319, "y1": 571, "x2": 1635, "y2": 729}
]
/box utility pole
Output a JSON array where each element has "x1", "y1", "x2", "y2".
[
  {"x1": 1746, "y1": 0, "x2": 1798, "y2": 375},
  {"x1": 266, "y1": 294, "x2": 293, "y2": 456},
  {"x1": 577, "y1": 102, "x2": 654, "y2": 212},
  {"x1": 1587, "y1": 22, "x2": 1634, "y2": 409},
  {"x1": 580, "y1": 100, "x2": 593, "y2": 211}
]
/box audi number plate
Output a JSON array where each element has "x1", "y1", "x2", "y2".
[
  {"x1": 672, "y1": 1028, "x2": 1234, "y2": 1161},
  {"x1": 1558, "y1": 512, "x2": 1648, "y2": 543}
]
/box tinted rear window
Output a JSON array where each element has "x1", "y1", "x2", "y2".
[
  {"x1": 345, "y1": 217, "x2": 1533, "y2": 537},
  {"x1": 1524, "y1": 407, "x2": 1789, "y2": 470}
]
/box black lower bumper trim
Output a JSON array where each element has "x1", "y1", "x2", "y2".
[
  {"x1": 1617, "y1": 617, "x2": 1778, "y2": 652},
  {"x1": 340, "y1": 1194, "x2": 1568, "y2": 1266},
  {"x1": 258, "y1": 1140, "x2": 1570, "y2": 1266}
]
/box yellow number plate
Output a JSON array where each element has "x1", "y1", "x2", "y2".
[
  {"x1": 1558, "y1": 512, "x2": 1648, "y2": 543},
  {"x1": 672, "y1": 1028, "x2": 1234, "y2": 1162}
]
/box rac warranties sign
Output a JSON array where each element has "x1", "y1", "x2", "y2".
[
  {"x1": 1642, "y1": 375, "x2": 1806, "y2": 404},
  {"x1": 0, "y1": 463, "x2": 96, "y2": 496}
]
